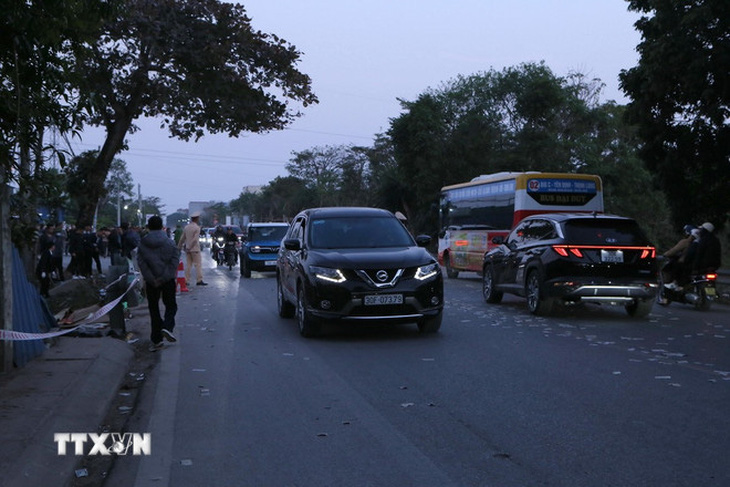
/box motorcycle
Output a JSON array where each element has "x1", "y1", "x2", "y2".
[
  {"x1": 224, "y1": 240, "x2": 238, "y2": 270},
  {"x1": 213, "y1": 236, "x2": 225, "y2": 266},
  {"x1": 657, "y1": 256, "x2": 717, "y2": 310}
]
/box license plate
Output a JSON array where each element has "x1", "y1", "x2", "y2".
[
  {"x1": 265, "y1": 260, "x2": 276, "y2": 266},
  {"x1": 601, "y1": 250, "x2": 624, "y2": 263},
  {"x1": 705, "y1": 287, "x2": 716, "y2": 296},
  {"x1": 364, "y1": 294, "x2": 403, "y2": 306}
]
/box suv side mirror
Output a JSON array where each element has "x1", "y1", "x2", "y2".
[
  {"x1": 283, "y1": 239, "x2": 301, "y2": 251},
  {"x1": 415, "y1": 235, "x2": 431, "y2": 247}
]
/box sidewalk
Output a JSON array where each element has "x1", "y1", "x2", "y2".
[
  {"x1": 0, "y1": 253, "x2": 152, "y2": 487},
  {"x1": 0, "y1": 336, "x2": 134, "y2": 487}
]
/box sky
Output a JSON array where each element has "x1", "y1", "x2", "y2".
[{"x1": 71, "y1": 0, "x2": 642, "y2": 216}]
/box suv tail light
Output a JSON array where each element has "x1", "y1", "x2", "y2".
[
  {"x1": 552, "y1": 245, "x2": 584, "y2": 258},
  {"x1": 639, "y1": 248, "x2": 656, "y2": 259},
  {"x1": 705, "y1": 273, "x2": 717, "y2": 281},
  {"x1": 553, "y1": 245, "x2": 655, "y2": 259}
]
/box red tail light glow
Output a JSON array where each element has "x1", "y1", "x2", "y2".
[
  {"x1": 706, "y1": 273, "x2": 717, "y2": 280},
  {"x1": 552, "y1": 246, "x2": 569, "y2": 257},
  {"x1": 553, "y1": 245, "x2": 655, "y2": 259}
]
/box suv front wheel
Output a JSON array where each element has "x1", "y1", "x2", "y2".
[
  {"x1": 526, "y1": 270, "x2": 554, "y2": 316},
  {"x1": 482, "y1": 265, "x2": 503, "y2": 304},
  {"x1": 277, "y1": 276, "x2": 295, "y2": 318},
  {"x1": 297, "y1": 285, "x2": 321, "y2": 337}
]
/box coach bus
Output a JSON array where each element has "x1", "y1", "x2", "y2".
[{"x1": 438, "y1": 171, "x2": 604, "y2": 277}]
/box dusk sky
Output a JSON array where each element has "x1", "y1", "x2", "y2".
[{"x1": 71, "y1": 1, "x2": 642, "y2": 216}]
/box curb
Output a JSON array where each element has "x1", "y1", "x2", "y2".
[{"x1": 4, "y1": 337, "x2": 134, "y2": 487}]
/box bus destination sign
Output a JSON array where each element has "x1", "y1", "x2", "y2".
[{"x1": 526, "y1": 178, "x2": 597, "y2": 206}]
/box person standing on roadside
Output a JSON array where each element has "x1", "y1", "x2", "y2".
[
  {"x1": 137, "y1": 215, "x2": 180, "y2": 352},
  {"x1": 108, "y1": 226, "x2": 123, "y2": 265},
  {"x1": 173, "y1": 224, "x2": 183, "y2": 244},
  {"x1": 52, "y1": 226, "x2": 66, "y2": 281},
  {"x1": 178, "y1": 212, "x2": 207, "y2": 286},
  {"x1": 36, "y1": 241, "x2": 55, "y2": 298}
]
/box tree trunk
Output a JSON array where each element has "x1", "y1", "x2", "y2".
[
  {"x1": 1, "y1": 183, "x2": 13, "y2": 373},
  {"x1": 75, "y1": 119, "x2": 131, "y2": 227}
]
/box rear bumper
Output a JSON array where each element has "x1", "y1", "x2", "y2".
[{"x1": 546, "y1": 279, "x2": 659, "y2": 304}]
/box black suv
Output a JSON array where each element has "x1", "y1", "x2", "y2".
[
  {"x1": 482, "y1": 214, "x2": 658, "y2": 317},
  {"x1": 276, "y1": 207, "x2": 444, "y2": 337}
]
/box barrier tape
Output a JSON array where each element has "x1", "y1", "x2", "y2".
[{"x1": 0, "y1": 276, "x2": 140, "y2": 341}]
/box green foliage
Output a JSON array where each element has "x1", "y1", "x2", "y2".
[
  {"x1": 388, "y1": 63, "x2": 620, "y2": 235},
  {"x1": 0, "y1": 0, "x2": 110, "y2": 179},
  {"x1": 620, "y1": 0, "x2": 730, "y2": 231},
  {"x1": 232, "y1": 176, "x2": 316, "y2": 222},
  {"x1": 285, "y1": 145, "x2": 371, "y2": 207},
  {"x1": 66, "y1": 0, "x2": 318, "y2": 226}
]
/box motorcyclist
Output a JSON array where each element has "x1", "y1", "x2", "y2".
[
  {"x1": 224, "y1": 226, "x2": 239, "y2": 264},
  {"x1": 693, "y1": 222, "x2": 722, "y2": 274},
  {"x1": 662, "y1": 225, "x2": 696, "y2": 288},
  {"x1": 211, "y1": 225, "x2": 226, "y2": 263}
]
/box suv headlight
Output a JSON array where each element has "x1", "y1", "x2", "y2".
[
  {"x1": 250, "y1": 245, "x2": 261, "y2": 253},
  {"x1": 415, "y1": 263, "x2": 439, "y2": 281},
  {"x1": 311, "y1": 266, "x2": 346, "y2": 283}
]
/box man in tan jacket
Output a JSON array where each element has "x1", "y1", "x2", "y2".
[{"x1": 177, "y1": 212, "x2": 208, "y2": 286}]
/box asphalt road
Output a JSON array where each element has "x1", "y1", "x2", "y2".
[{"x1": 109, "y1": 261, "x2": 730, "y2": 487}]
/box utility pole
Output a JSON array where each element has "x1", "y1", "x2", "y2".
[{"x1": 138, "y1": 184, "x2": 143, "y2": 227}]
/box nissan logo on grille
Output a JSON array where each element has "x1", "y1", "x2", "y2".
[{"x1": 376, "y1": 270, "x2": 389, "y2": 282}]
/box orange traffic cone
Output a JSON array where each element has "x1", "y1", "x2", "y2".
[{"x1": 176, "y1": 260, "x2": 189, "y2": 293}]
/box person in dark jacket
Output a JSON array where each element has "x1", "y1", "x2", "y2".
[
  {"x1": 108, "y1": 226, "x2": 123, "y2": 265},
  {"x1": 52, "y1": 226, "x2": 66, "y2": 281},
  {"x1": 693, "y1": 222, "x2": 722, "y2": 273},
  {"x1": 36, "y1": 241, "x2": 55, "y2": 297},
  {"x1": 121, "y1": 222, "x2": 140, "y2": 260},
  {"x1": 67, "y1": 226, "x2": 85, "y2": 279},
  {"x1": 137, "y1": 215, "x2": 181, "y2": 352}
]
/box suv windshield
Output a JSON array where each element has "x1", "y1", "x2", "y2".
[
  {"x1": 248, "y1": 226, "x2": 287, "y2": 242},
  {"x1": 563, "y1": 219, "x2": 649, "y2": 245},
  {"x1": 309, "y1": 216, "x2": 414, "y2": 249}
]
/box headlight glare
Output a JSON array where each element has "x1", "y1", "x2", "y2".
[
  {"x1": 415, "y1": 263, "x2": 439, "y2": 281},
  {"x1": 311, "y1": 266, "x2": 346, "y2": 283}
]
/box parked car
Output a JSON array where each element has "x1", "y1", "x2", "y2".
[
  {"x1": 240, "y1": 222, "x2": 289, "y2": 278},
  {"x1": 481, "y1": 213, "x2": 658, "y2": 317},
  {"x1": 276, "y1": 207, "x2": 443, "y2": 337}
]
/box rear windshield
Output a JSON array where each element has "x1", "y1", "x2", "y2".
[
  {"x1": 563, "y1": 219, "x2": 650, "y2": 246},
  {"x1": 309, "y1": 216, "x2": 414, "y2": 249},
  {"x1": 248, "y1": 226, "x2": 288, "y2": 242}
]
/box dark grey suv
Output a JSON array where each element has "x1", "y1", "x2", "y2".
[
  {"x1": 276, "y1": 207, "x2": 444, "y2": 337},
  {"x1": 482, "y1": 213, "x2": 658, "y2": 317}
]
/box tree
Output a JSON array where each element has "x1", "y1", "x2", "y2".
[
  {"x1": 257, "y1": 177, "x2": 316, "y2": 221},
  {"x1": 1, "y1": 0, "x2": 110, "y2": 256},
  {"x1": 286, "y1": 145, "x2": 371, "y2": 207},
  {"x1": 619, "y1": 0, "x2": 730, "y2": 229},
  {"x1": 389, "y1": 63, "x2": 598, "y2": 235},
  {"x1": 71, "y1": 0, "x2": 317, "y2": 226}
]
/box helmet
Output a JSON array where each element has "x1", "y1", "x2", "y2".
[
  {"x1": 700, "y1": 222, "x2": 715, "y2": 233},
  {"x1": 682, "y1": 224, "x2": 696, "y2": 236}
]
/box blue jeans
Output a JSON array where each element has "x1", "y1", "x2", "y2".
[{"x1": 146, "y1": 279, "x2": 177, "y2": 344}]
